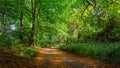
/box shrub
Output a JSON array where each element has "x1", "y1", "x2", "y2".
[
  {"x1": 59, "y1": 43, "x2": 120, "y2": 63},
  {"x1": 12, "y1": 45, "x2": 39, "y2": 58},
  {"x1": 0, "y1": 43, "x2": 6, "y2": 49},
  {"x1": 106, "y1": 45, "x2": 120, "y2": 63}
]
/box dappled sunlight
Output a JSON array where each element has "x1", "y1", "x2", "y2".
[
  {"x1": 0, "y1": 0, "x2": 120, "y2": 68},
  {"x1": 36, "y1": 57, "x2": 44, "y2": 60},
  {"x1": 38, "y1": 50, "x2": 46, "y2": 54},
  {"x1": 51, "y1": 59, "x2": 62, "y2": 63}
]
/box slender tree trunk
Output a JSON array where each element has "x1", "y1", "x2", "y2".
[
  {"x1": 2, "y1": 14, "x2": 7, "y2": 35},
  {"x1": 20, "y1": 10, "x2": 24, "y2": 44},
  {"x1": 3, "y1": 15, "x2": 5, "y2": 34},
  {"x1": 29, "y1": 0, "x2": 36, "y2": 46}
]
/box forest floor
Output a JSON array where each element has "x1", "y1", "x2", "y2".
[{"x1": 0, "y1": 47, "x2": 120, "y2": 68}]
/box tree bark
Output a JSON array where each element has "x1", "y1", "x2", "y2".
[
  {"x1": 3, "y1": 15, "x2": 5, "y2": 34},
  {"x1": 20, "y1": 10, "x2": 24, "y2": 44},
  {"x1": 2, "y1": 14, "x2": 5, "y2": 34},
  {"x1": 29, "y1": 0, "x2": 36, "y2": 46}
]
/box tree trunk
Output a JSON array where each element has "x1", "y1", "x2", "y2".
[
  {"x1": 29, "y1": 0, "x2": 36, "y2": 46},
  {"x1": 2, "y1": 14, "x2": 6, "y2": 34},
  {"x1": 20, "y1": 10, "x2": 24, "y2": 44}
]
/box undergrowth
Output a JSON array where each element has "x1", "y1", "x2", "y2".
[
  {"x1": 0, "y1": 44, "x2": 39, "y2": 58},
  {"x1": 11, "y1": 45, "x2": 40, "y2": 58},
  {"x1": 59, "y1": 43, "x2": 120, "y2": 63}
]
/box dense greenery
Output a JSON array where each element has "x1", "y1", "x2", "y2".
[
  {"x1": 60, "y1": 43, "x2": 120, "y2": 63},
  {"x1": 0, "y1": 0, "x2": 120, "y2": 63},
  {"x1": 0, "y1": 44, "x2": 39, "y2": 57},
  {"x1": 0, "y1": 0, "x2": 119, "y2": 46},
  {"x1": 12, "y1": 45, "x2": 39, "y2": 57}
]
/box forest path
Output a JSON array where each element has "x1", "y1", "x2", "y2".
[{"x1": 34, "y1": 47, "x2": 113, "y2": 68}]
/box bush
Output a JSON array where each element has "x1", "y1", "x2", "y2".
[
  {"x1": 59, "y1": 43, "x2": 120, "y2": 63},
  {"x1": 0, "y1": 35, "x2": 13, "y2": 49},
  {"x1": 12, "y1": 45, "x2": 39, "y2": 58},
  {"x1": 106, "y1": 45, "x2": 120, "y2": 63},
  {"x1": 0, "y1": 43, "x2": 6, "y2": 49}
]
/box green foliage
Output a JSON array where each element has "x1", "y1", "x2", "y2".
[
  {"x1": 0, "y1": 0, "x2": 120, "y2": 45},
  {"x1": 107, "y1": 46, "x2": 120, "y2": 63},
  {"x1": 0, "y1": 35, "x2": 13, "y2": 48},
  {"x1": 0, "y1": 0, "x2": 120, "y2": 64},
  {"x1": 59, "y1": 43, "x2": 120, "y2": 63},
  {"x1": 0, "y1": 43, "x2": 6, "y2": 49},
  {"x1": 12, "y1": 45, "x2": 39, "y2": 57}
]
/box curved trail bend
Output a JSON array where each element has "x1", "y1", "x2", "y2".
[{"x1": 35, "y1": 47, "x2": 114, "y2": 68}]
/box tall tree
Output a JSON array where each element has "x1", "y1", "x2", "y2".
[
  {"x1": 19, "y1": 9, "x2": 24, "y2": 43},
  {"x1": 29, "y1": 0, "x2": 41, "y2": 46}
]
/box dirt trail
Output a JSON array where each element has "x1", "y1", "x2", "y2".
[
  {"x1": 0, "y1": 48, "x2": 119, "y2": 68},
  {"x1": 34, "y1": 47, "x2": 117, "y2": 68}
]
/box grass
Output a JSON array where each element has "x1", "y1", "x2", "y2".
[
  {"x1": 11, "y1": 44, "x2": 40, "y2": 58},
  {"x1": 59, "y1": 43, "x2": 120, "y2": 63},
  {"x1": 0, "y1": 44, "x2": 40, "y2": 58}
]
